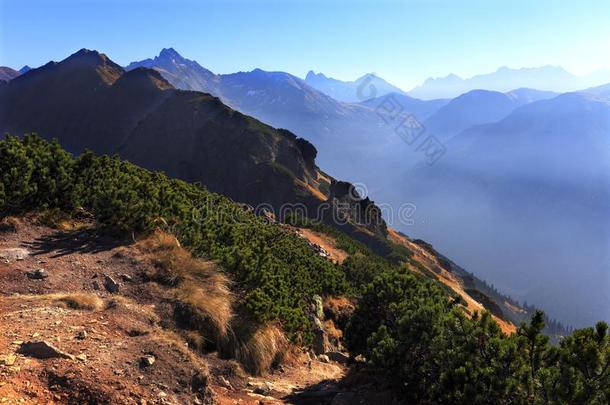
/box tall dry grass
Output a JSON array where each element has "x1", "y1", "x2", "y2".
[
  {"x1": 138, "y1": 230, "x2": 290, "y2": 375},
  {"x1": 220, "y1": 319, "x2": 288, "y2": 375},
  {"x1": 138, "y1": 230, "x2": 233, "y2": 344}
]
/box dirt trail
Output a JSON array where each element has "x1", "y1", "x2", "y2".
[
  {"x1": 297, "y1": 228, "x2": 348, "y2": 264},
  {"x1": 0, "y1": 221, "x2": 349, "y2": 404}
]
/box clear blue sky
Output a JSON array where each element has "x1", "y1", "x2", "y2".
[{"x1": 1, "y1": 0, "x2": 609, "y2": 90}]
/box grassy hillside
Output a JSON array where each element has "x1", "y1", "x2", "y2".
[{"x1": 0, "y1": 135, "x2": 608, "y2": 403}]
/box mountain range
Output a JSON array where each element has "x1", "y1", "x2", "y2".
[
  {"x1": 122, "y1": 49, "x2": 610, "y2": 326},
  {"x1": 304, "y1": 71, "x2": 407, "y2": 102},
  {"x1": 2, "y1": 47, "x2": 608, "y2": 327},
  {"x1": 0, "y1": 50, "x2": 331, "y2": 214},
  {"x1": 388, "y1": 91, "x2": 610, "y2": 326},
  {"x1": 408, "y1": 65, "x2": 610, "y2": 99}
]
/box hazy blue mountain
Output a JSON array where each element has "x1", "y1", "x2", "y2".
[
  {"x1": 423, "y1": 90, "x2": 520, "y2": 140},
  {"x1": 505, "y1": 88, "x2": 558, "y2": 104},
  {"x1": 304, "y1": 71, "x2": 407, "y2": 102},
  {"x1": 582, "y1": 82, "x2": 610, "y2": 98},
  {"x1": 409, "y1": 66, "x2": 610, "y2": 99},
  {"x1": 360, "y1": 92, "x2": 449, "y2": 121},
  {"x1": 0, "y1": 67, "x2": 20, "y2": 82},
  {"x1": 18, "y1": 66, "x2": 31, "y2": 74},
  {"x1": 422, "y1": 88, "x2": 557, "y2": 140},
  {"x1": 384, "y1": 92, "x2": 610, "y2": 327}
]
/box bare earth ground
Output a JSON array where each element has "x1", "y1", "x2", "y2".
[
  {"x1": 295, "y1": 229, "x2": 348, "y2": 265},
  {"x1": 0, "y1": 221, "x2": 351, "y2": 404}
]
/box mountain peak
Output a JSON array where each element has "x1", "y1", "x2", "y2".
[
  {"x1": 65, "y1": 48, "x2": 113, "y2": 66},
  {"x1": 159, "y1": 47, "x2": 183, "y2": 61},
  {"x1": 305, "y1": 70, "x2": 326, "y2": 80},
  {"x1": 61, "y1": 49, "x2": 124, "y2": 85},
  {"x1": 19, "y1": 65, "x2": 31, "y2": 74}
]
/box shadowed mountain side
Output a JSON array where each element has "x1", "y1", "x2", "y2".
[{"x1": 0, "y1": 50, "x2": 326, "y2": 214}]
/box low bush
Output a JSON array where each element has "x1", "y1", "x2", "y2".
[{"x1": 0, "y1": 135, "x2": 347, "y2": 343}]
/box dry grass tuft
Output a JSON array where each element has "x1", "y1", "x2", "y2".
[
  {"x1": 12, "y1": 293, "x2": 104, "y2": 311},
  {"x1": 137, "y1": 230, "x2": 233, "y2": 344},
  {"x1": 58, "y1": 293, "x2": 104, "y2": 311},
  {"x1": 221, "y1": 321, "x2": 288, "y2": 376},
  {"x1": 323, "y1": 296, "x2": 356, "y2": 331},
  {"x1": 175, "y1": 283, "x2": 233, "y2": 342},
  {"x1": 0, "y1": 216, "x2": 23, "y2": 233}
]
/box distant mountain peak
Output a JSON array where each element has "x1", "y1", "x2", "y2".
[
  {"x1": 306, "y1": 70, "x2": 326, "y2": 80},
  {"x1": 19, "y1": 65, "x2": 31, "y2": 74},
  {"x1": 159, "y1": 47, "x2": 183, "y2": 61},
  {"x1": 409, "y1": 65, "x2": 607, "y2": 99},
  {"x1": 304, "y1": 70, "x2": 406, "y2": 102}
]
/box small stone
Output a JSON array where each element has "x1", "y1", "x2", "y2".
[
  {"x1": 76, "y1": 354, "x2": 87, "y2": 362},
  {"x1": 26, "y1": 269, "x2": 48, "y2": 280},
  {"x1": 218, "y1": 375, "x2": 232, "y2": 389},
  {"x1": 253, "y1": 382, "x2": 273, "y2": 396},
  {"x1": 318, "y1": 354, "x2": 330, "y2": 363},
  {"x1": 103, "y1": 275, "x2": 120, "y2": 293},
  {"x1": 139, "y1": 355, "x2": 155, "y2": 368},
  {"x1": 76, "y1": 330, "x2": 88, "y2": 340},
  {"x1": 325, "y1": 351, "x2": 350, "y2": 365},
  {"x1": 120, "y1": 274, "x2": 133, "y2": 282}
]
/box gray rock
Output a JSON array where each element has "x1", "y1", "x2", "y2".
[
  {"x1": 104, "y1": 275, "x2": 120, "y2": 293},
  {"x1": 18, "y1": 341, "x2": 75, "y2": 360},
  {"x1": 0, "y1": 248, "x2": 29, "y2": 261},
  {"x1": 313, "y1": 295, "x2": 324, "y2": 320},
  {"x1": 318, "y1": 354, "x2": 330, "y2": 363},
  {"x1": 26, "y1": 268, "x2": 48, "y2": 279},
  {"x1": 139, "y1": 355, "x2": 156, "y2": 368},
  {"x1": 312, "y1": 317, "x2": 330, "y2": 355},
  {"x1": 325, "y1": 351, "x2": 350, "y2": 365},
  {"x1": 253, "y1": 382, "x2": 273, "y2": 396},
  {"x1": 76, "y1": 330, "x2": 88, "y2": 340},
  {"x1": 120, "y1": 274, "x2": 133, "y2": 282},
  {"x1": 218, "y1": 375, "x2": 232, "y2": 389}
]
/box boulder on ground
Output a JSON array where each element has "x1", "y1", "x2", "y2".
[
  {"x1": 26, "y1": 269, "x2": 48, "y2": 280},
  {"x1": 0, "y1": 248, "x2": 29, "y2": 261},
  {"x1": 18, "y1": 341, "x2": 75, "y2": 360},
  {"x1": 325, "y1": 351, "x2": 349, "y2": 364},
  {"x1": 140, "y1": 355, "x2": 156, "y2": 368},
  {"x1": 104, "y1": 275, "x2": 120, "y2": 293}
]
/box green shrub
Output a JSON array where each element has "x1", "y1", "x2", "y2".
[
  {"x1": 346, "y1": 267, "x2": 610, "y2": 403},
  {"x1": 0, "y1": 135, "x2": 347, "y2": 341}
]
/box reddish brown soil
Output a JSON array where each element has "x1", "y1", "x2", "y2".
[
  {"x1": 297, "y1": 229, "x2": 348, "y2": 264},
  {"x1": 0, "y1": 221, "x2": 350, "y2": 404}
]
